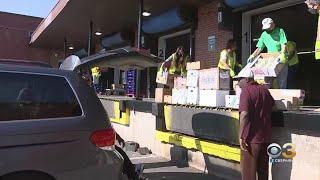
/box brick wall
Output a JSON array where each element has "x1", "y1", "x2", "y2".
[
  {"x1": 195, "y1": 1, "x2": 233, "y2": 66},
  {"x1": 0, "y1": 12, "x2": 63, "y2": 67}
]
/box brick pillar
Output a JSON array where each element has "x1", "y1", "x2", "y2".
[{"x1": 195, "y1": 1, "x2": 233, "y2": 66}]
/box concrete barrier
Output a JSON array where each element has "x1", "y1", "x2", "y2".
[{"x1": 100, "y1": 98, "x2": 320, "y2": 180}]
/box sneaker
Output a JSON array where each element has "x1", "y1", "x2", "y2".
[{"x1": 135, "y1": 164, "x2": 144, "y2": 175}]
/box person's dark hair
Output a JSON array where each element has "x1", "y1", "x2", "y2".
[
  {"x1": 174, "y1": 46, "x2": 184, "y2": 67},
  {"x1": 226, "y1": 39, "x2": 236, "y2": 50},
  {"x1": 175, "y1": 46, "x2": 184, "y2": 53}
]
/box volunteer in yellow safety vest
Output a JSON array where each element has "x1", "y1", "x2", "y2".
[
  {"x1": 305, "y1": 0, "x2": 320, "y2": 60},
  {"x1": 161, "y1": 46, "x2": 189, "y2": 77},
  {"x1": 248, "y1": 17, "x2": 288, "y2": 89},
  {"x1": 218, "y1": 39, "x2": 242, "y2": 77},
  {"x1": 286, "y1": 41, "x2": 299, "y2": 89},
  {"x1": 91, "y1": 66, "x2": 101, "y2": 92}
]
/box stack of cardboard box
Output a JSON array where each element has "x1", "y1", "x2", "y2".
[
  {"x1": 172, "y1": 76, "x2": 188, "y2": 104},
  {"x1": 184, "y1": 61, "x2": 212, "y2": 105},
  {"x1": 198, "y1": 68, "x2": 230, "y2": 107},
  {"x1": 155, "y1": 57, "x2": 303, "y2": 111},
  {"x1": 155, "y1": 70, "x2": 177, "y2": 103},
  {"x1": 224, "y1": 81, "x2": 241, "y2": 109},
  {"x1": 155, "y1": 88, "x2": 172, "y2": 103},
  {"x1": 231, "y1": 53, "x2": 304, "y2": 111},
  {"x1": 186, "y1": 70, "x2": 200, "y2": 105},
  {"x1": 182, "y1": 61, "x2": 212, "y2": 105},
  {"x1": 269, "y1": 89, "x2": 304, "y2": 111}
]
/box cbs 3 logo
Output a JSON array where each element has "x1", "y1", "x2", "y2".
[{"x1": 267, "y1": 143, "x2": 296, "y2": 159}]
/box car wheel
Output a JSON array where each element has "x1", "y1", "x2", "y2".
[{"x1": 2, "y1": 171, "x2": 55, "y2": 180}]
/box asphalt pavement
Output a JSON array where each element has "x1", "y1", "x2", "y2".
[{"x1": 127, "y1": 151, "x2": 224, "y2": 180}]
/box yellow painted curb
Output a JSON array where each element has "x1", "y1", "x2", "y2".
[
  {"x1": 110, "y1": 101, "x2": 130, "y2": 125},
  {"x1": 164, "y1": 105, "x2": 172, "y2": 130},
  {"x1": 156, "y1": 130, "x2": 240, "y2": 162},
  {"x1": 231, "y1": 111, "x2": 240, "y2": 120}
]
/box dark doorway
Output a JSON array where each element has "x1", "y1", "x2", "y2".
[
  {"x1": 251, "y1": 4, "x2": 320, "y2": 105},
  {"x1": 100, "y1": 68, "x2": 114, "y2": 90},
  {"x1": 165, "y1": 33, "x2": 191, "y2": 59}
]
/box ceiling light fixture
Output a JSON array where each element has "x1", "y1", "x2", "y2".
[
  {"x1": 142, "y1": 11, "x2": 151, "y2": 17},
  {"x1": 68, "y1": 46, "x2": 74, "y2": 50},
  {"x1": 95, "y1": 31, "x2": 103, "y2": 36}
]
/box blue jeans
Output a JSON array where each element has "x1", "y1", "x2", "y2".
[
  {"x1": 93, "y1": 84, "x2": 100, "y2": 93},
  {"x1": 287, "y1": 64, "x2": 299, "y2": 89},
  {"x1": 278, "y1": 63, "x2": 288, "y2": 89}
]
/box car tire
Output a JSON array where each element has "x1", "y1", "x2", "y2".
[{"x1": 2, "y1": 171, "x2": 55, "y2": 180}]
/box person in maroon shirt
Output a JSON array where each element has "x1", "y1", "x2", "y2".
[{"x1": 238, "y1": 70, "x2": 275, "y2": 180}]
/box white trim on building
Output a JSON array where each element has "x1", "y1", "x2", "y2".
[
  {"x1": 241, "y1": 0, "x2": 304, "y2": 65},
  {"x1": 158, "y1": 29, "x2": 191, "y2": 60}
]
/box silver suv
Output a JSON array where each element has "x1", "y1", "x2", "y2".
[{"x1": 0, "y1": 64, "x2": 124, "y2": 180}]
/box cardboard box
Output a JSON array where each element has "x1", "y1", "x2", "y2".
[
  {"x1": 156, "y1": 72, "x2": 177, "y2": 87},
  {"x1": 164, "y1": 95, "x2": 172, "y2": 104},
  {"x1": 155, "y1": 88, "x2": 172, "y2": 103},
  {"x1": 199, "y1": 68, "x2": 230, "y2": 90},
  {"x1": 112, "y1": 84, "x2": 125, "y2": 90},
  {"x1": 269, "y1": 89, "x2": 305, "y2": 105},
  {"x1": 225, "y1": 95, "x2": 240, "y2": 109},
  {"x1": 237, "y1": 53, "x2": 284, "y2": 79},
  {"x1": 251, "y1": 53, "x2": 283, "y2": 78},
  {"x1": 232, "y1": 80, "x2": 239, "y2": 91},
  {"x1": 186, "y1": 70, "x2": 199, "y2": 87},
  {"x1": 186, "y1": 61, "x2": 212, "y2": 70},
  {"x1": 174, "y1": 76, "x2": 187, "y2": 89},
  {"x1": 199, "y1": 90, "x2": 229, "y2": 107},
  {"x1": 172, "y1": 88, "x2": 188, "y2": 104},
  {"x1": 187, "y1": 87, "x2": 199, "y2": 105},
  {"x1": 275, "y1": 98, "x2": 300, "y2": 111}
]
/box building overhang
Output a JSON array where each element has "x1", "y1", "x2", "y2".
[{"x1": 30, "y1": 0, "x2": 212, "y2": 50}]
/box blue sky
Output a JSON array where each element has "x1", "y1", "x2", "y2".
[{"x1": 0, "y1": 0, "x2": 58, "y2": 18}]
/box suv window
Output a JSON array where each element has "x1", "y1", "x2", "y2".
[{"x1": 0, "y1": 72, "x2": 82, "y2": 121}]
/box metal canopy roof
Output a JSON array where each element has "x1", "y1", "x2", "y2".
[{"x1": 30, "y1": 0, "x2": 211, "y2": 50}]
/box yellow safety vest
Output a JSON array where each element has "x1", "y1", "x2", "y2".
[
  {"x1": 286, "y1": 41, "x2": 299, "y2": 66},
  {"x1": 91, "y1": 67, "x2": 101, "y2": 77},
  {"x1": 316, "y1": 12, "x2": 320, "y2": 60},
  {"x1": 218, "y1": 49, "x2": 236, "y2": 77},
  {"x1": 169, "y1": 53, "x2": 188, "y2": 76}
]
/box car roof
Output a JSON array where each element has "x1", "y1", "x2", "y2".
[
  {"x1": 0, "y1": 59, "x2": 52, "y2": 68},
  {"x1": 0, "y1": 63, "x2": 75, "y2": 77}
]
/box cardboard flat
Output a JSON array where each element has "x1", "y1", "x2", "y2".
[
  {"x1": 186, "y1": 61, "x2": 212, "y2": 70},
  {"x1": 237, "y1": 53, "x2": 283, "y2": 79}
]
